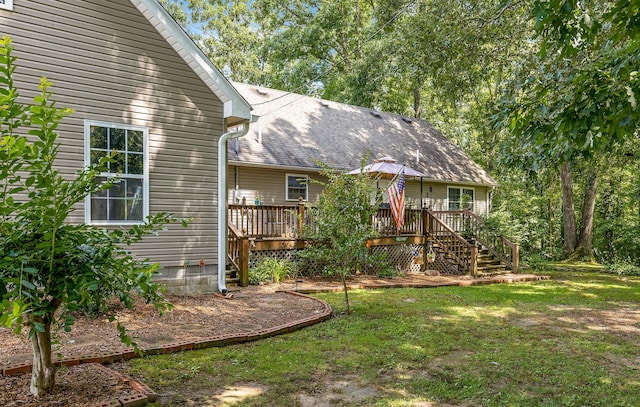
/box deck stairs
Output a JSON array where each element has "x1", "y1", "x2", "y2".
[
  {"x1": 428, "y1": 238, "x2": 511, "y2": 276},
  {"x1": 474, "y1": 243, "x2": 510, "y2": 275},
  {"x1": 225, "y1": 267, "x2": 240, "y2": 286}
]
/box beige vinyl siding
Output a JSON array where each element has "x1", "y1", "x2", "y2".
[
  {"x1": 227, "y1": 166, "x2": 490, "y2": 215},
  {"x1": 1, "y1": 0, "x2": 225, "y2": 268},
  {"x1": 228, "y1": 166, "x2": 325, "y2": 205}
]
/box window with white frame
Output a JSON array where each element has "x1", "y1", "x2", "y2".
[
  {"x1": 448, "y1": 186, "x2": 475, "y2": 211},
  {"x1": 0, "y1": 0, "x2": 13, "y2": 11},
  {"x1": 286, "y1": 174, "x2": 308, "y2": 201},
  {"x1": 84, "y1": 121, "x2": 148, "y2": 224}
]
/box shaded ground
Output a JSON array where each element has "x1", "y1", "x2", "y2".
[{"x1": 0, "y1": 273, "x2": 546, "y2": 406}]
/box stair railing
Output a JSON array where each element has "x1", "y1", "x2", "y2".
[
  {"x1": 228, "y1": 222, "x2": 250, "y2": 286},
  {"x1": 424, "y1": 210, "x2": 478, "y2": 276},
  {"x1": 463, "y1": 209, "x2": 519, "y2": 273}
]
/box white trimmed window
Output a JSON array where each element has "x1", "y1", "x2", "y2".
[
  {"x1": 84, "y1": 121, "x2": 149, "y2": 225},
  {"x1": 0, "y1": 0, "x2": 13, "y2": 11},
  {"x1": 448, "y1": 186, "x2": 475, "y2": 211},
  {"x1": 286, "y1": 174, "x2": 308, "y2": 201}
]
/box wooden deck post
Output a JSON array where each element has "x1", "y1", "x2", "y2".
[
  {"x1": 239, "y1": 236, "x2": 250, "y2": 287},
  {"x1": 297, "y1": 201, "x2": 305, "y2": 236},
  {"x1": 424, "y1": 209, "x2": 434, "y2": 235},
  {"x1": 512, "y1": 243, "x2": 520, "y2": 273},
  {"x1": 421, "y1": 209, "x2": 428, "y2": 272},
  {"x1": 470, "y1": 245, "x2": 479, "y2": 277}
]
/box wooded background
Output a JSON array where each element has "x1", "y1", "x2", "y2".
[{"x1": 160, "y1": 0, "x2": 640, "y2": 271}]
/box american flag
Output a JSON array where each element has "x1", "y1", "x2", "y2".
[{"x1": 388, "y1": 170, "x2": 405, "y2": 233}]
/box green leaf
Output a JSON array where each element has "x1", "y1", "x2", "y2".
[{"x1": 21, "y1": 280, "x2": 36, "y2": 290}]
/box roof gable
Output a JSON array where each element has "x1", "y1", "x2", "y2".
[
  {"x1": 230, "y1": 83, "x2": 496, "y2": 186},
  {"x1": 130, "y1": 0, "x2": 251, "y2": 125}
]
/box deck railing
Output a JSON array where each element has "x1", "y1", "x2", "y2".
[
  {"x1": 425, "y1": 211, "x2": 478, "y2": 276},
  {"x1": 461, "y1": 209, "x2": 519, "y2": 272},
  {"x1": 229, "y1": 203, "x2": 425, "y2": 238},
  {"x1": 229, "y1": 203, "x2": 309, "y2": 238},
  {"x1": 227, "y1": 222, "x2": 249, "y2": 286}
]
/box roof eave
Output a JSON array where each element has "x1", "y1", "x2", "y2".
[
  {"x1": 230, "y1": 161, "x2": 497, "y2": 187},
  {"x1": 131, "y1": 0, "x2": 252, "y2": 123}
]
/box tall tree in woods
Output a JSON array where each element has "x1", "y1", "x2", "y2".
[
  {"x1": 0, "y1": 37, "x2": 183, "y2": 397},
  {"x1": 495, "y1": 0, "x2": 640, "y2": 261}
]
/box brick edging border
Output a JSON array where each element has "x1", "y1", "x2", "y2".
[
  {"x1": 1, "y1": 291, "x2": 333, "y2": 377},
  {"x1": 89, "y1": 363, "x2": 158, "y2": 407}
]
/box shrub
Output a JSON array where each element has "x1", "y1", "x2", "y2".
[
  {"x1": 604, "y1": 260, "x2": 640, "y2": 276},
  {"x1": 249, "y1": 258, "x2": 297, "y2": 285},
  {"x1": 299, "y1": 159, "x2": 381, "y2": 312}
]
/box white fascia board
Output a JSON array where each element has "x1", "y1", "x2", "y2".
[
  {"x1": 224, "y1": 101, "x2": 233, "y2": 118},
  {"x1": 131, "y1": 0, "x2": 252, "y2": 121}
]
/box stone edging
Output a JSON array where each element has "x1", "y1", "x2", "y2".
[{"x1": 2, "y1": 291, "x2": 333, "y2": 376}]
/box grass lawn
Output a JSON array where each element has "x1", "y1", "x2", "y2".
[{"x1": 126, "y1": 271, "x2": 640, "y2": 406}]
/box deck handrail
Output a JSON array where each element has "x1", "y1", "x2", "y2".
[
  {"x1": 229, "y1": 203, "x2": 424, "y2": 238},
  {"x1": 227, "y1": 221, "x2": 249, "y2": 286},
  {"x1": 425, "y1": 210, "x2": 478, "y2": 276},
  {"x1": 462, "y1": 209, "x2": 519, "y2": 272},
  {"x1": 229, "y1": 203, "x2": 308, "y2": 238}
]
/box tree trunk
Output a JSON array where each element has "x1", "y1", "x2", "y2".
[
  {"x1": 574, "y1": 169, "x2": 598, "y2": 260},
  {"x1": 30, "y1": 322, "x2": 56, "y2": 397},
  {"x1": 341, "y1": 273, "x2": 350, "y2": 314},
  {"x1": 560, "y1": 163, "x2": 577, "y2": 257},
  {"x1": 413, "y1": 87, "x2": 421, "y2": 119}
]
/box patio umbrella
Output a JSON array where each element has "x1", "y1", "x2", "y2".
[
  {"x1": 348, "y1": 156, "x2": 426, "y2": 178},
  {"x1": 348, "y1": 156, "x2": 428, "y2": 209}
]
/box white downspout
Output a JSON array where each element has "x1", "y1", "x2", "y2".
[{"x1": 217, "y1": 121, "x2": 251, "y2": 293}]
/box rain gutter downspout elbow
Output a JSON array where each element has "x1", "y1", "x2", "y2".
[{"x1": 217, "y1": 120, "x2": 252, "y2": 293}]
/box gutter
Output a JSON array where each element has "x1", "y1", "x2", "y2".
[{"x1": 217, "y1": 118, "x2": 255, "y2": 293}]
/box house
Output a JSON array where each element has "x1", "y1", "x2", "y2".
[
  {"x1": 228, "y1": 82, "x2": 497, "y2": 214},
  {"x1": 223, "y1": 84, "x2": 517, "y2": 286},
  {"x1": 1, "y1": 0, "x2": 253, "y2": 293}
]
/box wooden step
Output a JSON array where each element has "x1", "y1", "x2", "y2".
[
  {"x1": 478, "y1": 258, "x2": 502, "y2": 266},
  {"x1": 225, "y1": 269, "x2": 240, "y2": 286},
  {"x1": 478, "y1": 263, "x2": 508, "y2": 272}
]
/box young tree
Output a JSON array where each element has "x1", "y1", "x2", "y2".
[
  {"x1": 300, "y1": 162, "x2": 381, "y2": 313},
  {"x1": 0, "y1": 37, "x2": 184, "y2": 397}
]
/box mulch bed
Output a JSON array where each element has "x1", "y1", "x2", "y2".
[{"x1": 0, "y1": 288, "x2": 329, "y2": 407}]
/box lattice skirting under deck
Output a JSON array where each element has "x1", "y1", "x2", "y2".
[{"x1": 249, "y1": 243, "x2": 451, "y2": 276}]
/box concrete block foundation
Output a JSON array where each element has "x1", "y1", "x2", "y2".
[{"x1": 153, "y1": 265, "x2": 219, "y2": 295}]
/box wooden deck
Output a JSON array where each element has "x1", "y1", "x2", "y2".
[{"x1": 227, "y1": 204, "x2": 519, "y2": 286}]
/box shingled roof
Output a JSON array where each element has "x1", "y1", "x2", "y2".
[{"x1": 229, "y1": 82, "x2": 496, "y2": 186}]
